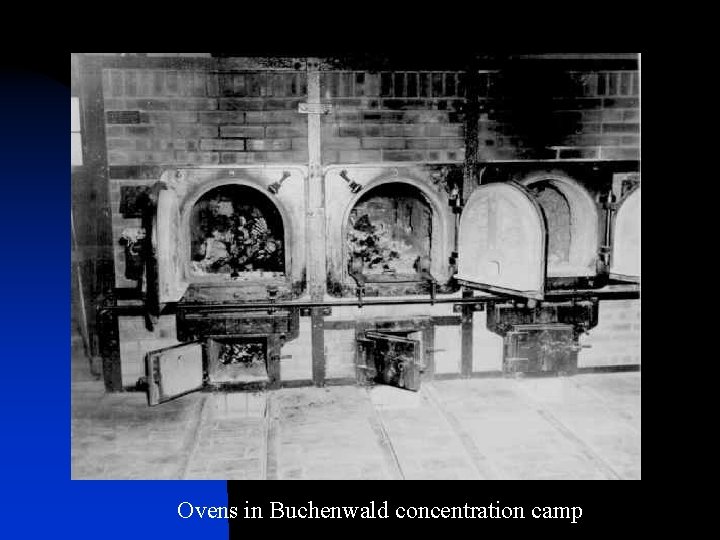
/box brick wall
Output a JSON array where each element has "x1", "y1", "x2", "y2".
[
  {"x1": 102, "y1": 69, "x2": 308, "y2": 167},
  {"x1": 579, "y1": 300, "x2": 641, "y2": 367},
  {"x1": 476, "y1": 70, "x2": 639, "y2": 160},
  {"x1": 320, "y1": 71, "x2": 466, "y2": 164}
]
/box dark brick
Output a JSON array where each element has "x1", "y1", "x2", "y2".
[
  {"x1": 174, "y1": 124, "x2": 218, "y2": 138},
  {"x1": 382, "y1": 150, "x2": 424, "y2": 161},
  {"x1": 219, "y1": 152, "x2": 259, "y2": 164},
  {"x1": 107, "y1": 111, "x2": 141, "y2": 124},
  {"x1": 382, "y1": 99, "x2": 431, "y2": 110},
  {"x1": 350, "y1": 124, "x2": 374, "y2": 137},
  {"x1": 360, "y1": 137, "x2": 406, "y2": 150},
  {"x1": 337, "y1": 126, "x2": 362, "y2": 137},
  {"x1": 564, "y1": 134, "x2": 623, "y2": 147},
  {"x1": 621, "y1": 136, "x2": 639, "y2": 145},
  {"x1": 147, "y1": 111, "x2": 198, "y2": 123},
  {"x1": 200, "y1": 139, "x2": 246, "y2": 151},
  {"x1": 109, "y1": 166, "x2": 164, "y2": 180},
  {"x1": 220, "y1": 126, "x2": 265, "y2": 138},
  {"x1": 266, "y1": 125, "x2": 306, "y2": 138},
  {"x1": 125, "y1": 126, "x2": 153, "y2": 136},
  {"x1": 424, "y1": 125, "x2": 442, "y2": 137},
  {"x1": 558, "y1": 148, "x2": 599, "y2": 159},
  {"x1": 198, "y1": 111, "x2": 245, "y2": 124},
  {"x1": 602, "y1": 123, "x2": 639, "y2": 134},
  {"x1": 576, "y1": 123, "x2": 602, "y2": 134},
  {"x1": 270, "y1": 98, "x2": 304, "y2": 110},
  {"x1": 334, "y1": 111, "x2": 361, "y2": 122},
  {"x1": 603, "y1": 98, "x2": 639, "y2": 108},
  {"x1": 403, "y1": 110, "x2": 448, "y2": 124},
  {"x1": 245, "y1": 111, "x2": 297, "y2": 124},
  {"x1": 218, "y1": 98, "x2": 264, "y2": 111}
]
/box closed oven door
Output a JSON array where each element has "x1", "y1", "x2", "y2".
[
  {"x1": 456, "y1": 181, "x2": 547, "y2": 300},
  {"x1": 610, "y1": 186, "x2": 640, "y2": 282}
]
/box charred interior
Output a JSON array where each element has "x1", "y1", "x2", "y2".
[
  {"x1": 347, "y1": 183, "x2": 432, "y2": 279},
  {"x1": 190, "y1": 185, "x2": 285, "y2": 278}
]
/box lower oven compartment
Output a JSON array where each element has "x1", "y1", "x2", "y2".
[
  {"x1": 503, "y1": 323, "x2": 577, "y2": 375},
  {"x1": 355, "y1": 319, "x2": 429, "y2": 392},
  {"x1": 205, "y1": 335, "x2": 271, "y2": 387}
]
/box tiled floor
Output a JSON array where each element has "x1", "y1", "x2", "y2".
[{"x1": 71, "y1": 371, "x2": 640, "y2": 480}]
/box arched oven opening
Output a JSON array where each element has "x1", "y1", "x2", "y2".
[
  {"x1": 347, "y1": 183, "x2": 432, "y2": 280},
  {"x1": 520, "y1": 173, "x2": 600, "y2": 288},
  {"x1": 188, "y1": 184, "x2": 286, "y2": 279}
]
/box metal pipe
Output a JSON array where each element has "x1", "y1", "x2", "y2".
[{"x1": 99, "y1": 286, "x2": 638, "y2": 314}]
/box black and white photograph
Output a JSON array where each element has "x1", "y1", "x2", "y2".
[{"x1": 70, "y1": 52, "x2": 640, "y2": 480}]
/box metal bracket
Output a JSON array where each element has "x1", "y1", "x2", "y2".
[
  {"x1": 339, "y1": 169, "x2": 363, "y2": 193},
  {"x1": 299, "y1": 307, "x2": 331, "y2": 317},
  {"x1": 267, "y1": 170, "x2": 291, "y2": 194},
  {"x1": 298, "y1": 102, "x2": 333, "y2": 115},
  {"x1": 266, "y1": 286, "x2": 279, "y2": 315},
  {"x1": 453, "y1": 303, "x2": 485, "y2": 313}
]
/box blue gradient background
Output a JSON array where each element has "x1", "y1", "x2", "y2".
[{"x1": 0, "y1": 72, "x2": 227, "y2": 538}]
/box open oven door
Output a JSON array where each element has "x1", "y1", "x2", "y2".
[
  {"x1": 610, "y1": 187, "x2": 640, "y2": 283},
  {"x1": 145, "y1": 185, "x2": 188, "y2": 317},
  {"x1": 357, "y1": 331, "x2": 423, "y2": 392},
  {"x1": 146, "y1": 341, "x2": 204, "y2": 406},
  {"x1": 456, "y1": 181, "x2": 547, "y2": 300}
]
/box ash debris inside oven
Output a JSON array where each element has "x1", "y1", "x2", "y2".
[
  {"x1": 218, "y1": 341, "x2": 266, "y2": 367},
  {"x1": 347, "y1": 184, "x2": 432, "y2": 277},
  {"x1": 190, "y1": 185, "x2": 284, "y2": 277}
]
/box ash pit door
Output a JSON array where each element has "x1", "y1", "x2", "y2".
[
  {"x1": 359, "y1": 331, "x2": 422, "y2": 392},
  {"x1": 456, "y1": 182, "x2": 547, "y2": 301},
  {"x1": 146, "y1": 186, "x2": 188, "y2": 317},
  {"x1": 146, "y1": 341, "x2": 204, "y2": 406},
  {"x1": 610, "y1": 187, "x2": 640, "y2": 283},
  {"x1": 504, "y1": 324, "x2": 576, "y2": 375}
]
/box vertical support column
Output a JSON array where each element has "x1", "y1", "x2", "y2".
[
  {"x1": 462, "y1": 65, "x2": 482, "y2": 198},
  {"x1": 305, "y1": 58, "x2": 327, "y2": 386},
  {"x1": 74, "y1": 54, "x2": 116, "y2": 382},
  {"x1": 460, "y1": 289, "x2": 474, "y2": 378}
]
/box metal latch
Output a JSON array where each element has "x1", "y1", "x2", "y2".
[{"x1": 266, "y1": 286, "x2": 279, "y2": 314}]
